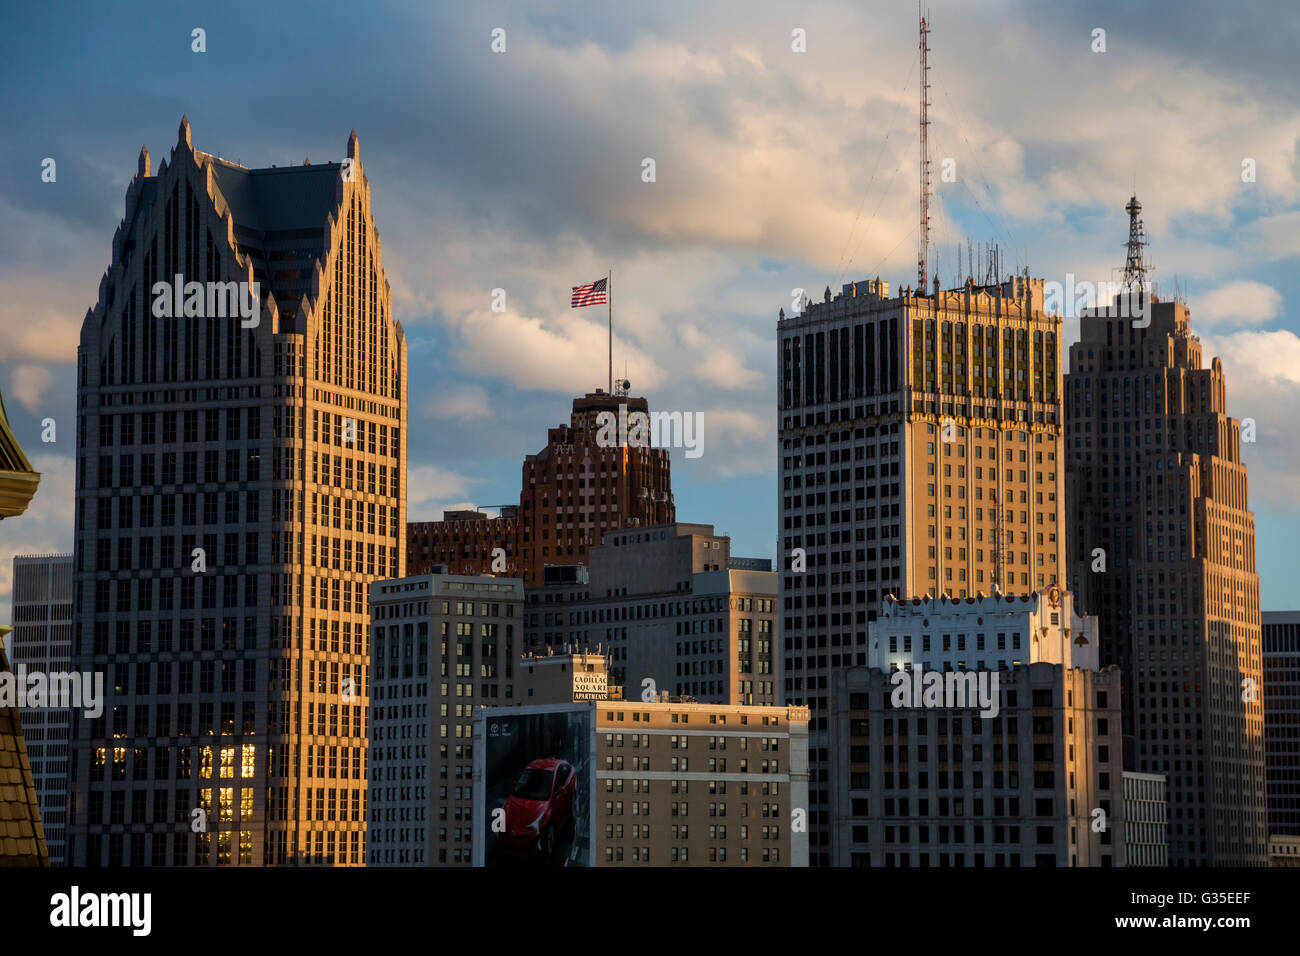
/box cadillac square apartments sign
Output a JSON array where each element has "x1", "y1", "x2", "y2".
[{"x1": 572, "y1": 671, "x2": 609, "y2": 701}]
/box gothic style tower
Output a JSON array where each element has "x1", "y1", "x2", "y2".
[{"x1": 67, "y1": 119, "x2": 406, "y2": 866}]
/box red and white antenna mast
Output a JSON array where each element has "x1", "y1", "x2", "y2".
[{"x1": 917, "y1": 10, "x2": 931, "y2": 292}]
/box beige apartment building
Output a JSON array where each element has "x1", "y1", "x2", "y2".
[
  {"x1": 474, "y1": 699, "x2": 810, "y2": 866},
  {"x1": 778, "y1": 274, "x2": 1065, "y2": 864},
  {"x1": 68, "y1": 119, "x2": 406, "y2": 866},
  {"x1": 1066, "y1": 281, "x2": 1265, "y2": 865}
]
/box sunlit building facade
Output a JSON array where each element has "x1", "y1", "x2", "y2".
[
  {"x1": 778, "y1": 275, "x2": 1066, "y2": 864},
  {"x1": 67, "y1": 119, "x2": 406, "y2": 866}
]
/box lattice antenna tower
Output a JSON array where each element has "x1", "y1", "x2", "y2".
[{"x1": 917, "y1": 10, "x2": 932, "y2": 291}]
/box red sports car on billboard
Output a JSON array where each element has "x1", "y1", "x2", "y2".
[{"x1": 498, "y1": 757, "x2": 578, "y2": 862}]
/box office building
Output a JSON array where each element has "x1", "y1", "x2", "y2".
[
  {"x1": 527, "y1": 565, "x2": 591, "y2": 653},
  {"x1": 1263, "y1": 610, "x2": 1300, "y2": 836},
  {"x1": 9, "y1": 554, "x2": 74, "y2": 865},
  {"x1": 524, "y1": 523, "x2": 779, "y2": 706},
  {"x1": 67, "y1": 119, "x2": 407, "y2": 866},
  {"x1": 1123, "y1": 771, "x2": 1169, "y2": 866},
  {"x1": 407, "y1": 389, "x2": 675, "y2": 586},
  {"x1": 1065, "y1": 197, "x2": 1266, "y2": 865},
  {"x1": 829, "y1": 661, "x2": 1123, "y2": 866},
  {"x1": 474, "y1": 699, "x2": 810, "y2": 866},
  {"x1": 367, "y1": 571, "x2": 526, "y2": 866},
  {"x1": 829, "y1": 589, "x2": 1123, "y2": 866},
  {"x1": 778, "y1": 273, "x2": 1065, "y2": 863}
]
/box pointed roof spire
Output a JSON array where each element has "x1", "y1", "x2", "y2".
[
  {"x1": 178, "y1": 114, "x2": 191, "y2": 148},
  {"x1": 138, "y1": 145, "x2": 150, "y2": 178},
  {"x1": 348, "y1": 128, "x2": 359, "y2": 160}
]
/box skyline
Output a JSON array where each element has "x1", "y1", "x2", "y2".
[{"x1": 4, "y1": 0, "x2": 1300, "y2": 626}]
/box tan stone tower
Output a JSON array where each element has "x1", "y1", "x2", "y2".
[
  {"x1": 68, "y1": 119, "x2": 406, "y2": 866},
  {"x1": 777, "y1": 273, "x2": 1066, "y2": 864},
  {"x1": 1065, "y1": 200, "x2": 1266, "y2": 865}
]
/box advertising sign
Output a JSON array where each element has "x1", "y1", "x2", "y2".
[{"x1": 481, "y1": 708, "x2": 592, "y2": 867}]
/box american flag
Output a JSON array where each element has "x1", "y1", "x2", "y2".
[{"x1": 570, "y1": 277, "x2": 608, "y2": 308}]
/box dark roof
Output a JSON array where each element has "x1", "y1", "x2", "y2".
[
  {"x1": 0, "y1": 646, "x2": 47, "y2": 867},
  {"x1": 207, "y1": 158, "x2": 343, "y2": 313},
  {"x1": 208, "y1": 159, "x2": 341, "y2": 236}
]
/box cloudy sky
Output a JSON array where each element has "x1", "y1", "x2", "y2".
[{"x1": 2, "y1": 0, "x2": 1299, "y2": 623}]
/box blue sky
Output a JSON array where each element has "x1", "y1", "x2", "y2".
[{"x1": 2, "y1": 0, "x2": 1299, "y2": 622}]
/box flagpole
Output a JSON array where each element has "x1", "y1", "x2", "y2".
[{"x1": 608, "y1": 268, "x2": 613, "y2": 394}]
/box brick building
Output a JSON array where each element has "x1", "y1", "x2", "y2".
[{"x1": 408, "y1": 390, "x2": 674, "y2": 585}]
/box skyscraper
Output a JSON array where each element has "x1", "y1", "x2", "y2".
[
  {"x1": 10, "y1": 553, "x2": 74, "y2": 865},
  {"x1": 367, "y1": 571, "x2": 525, "y2": 866},
  {"x1": 407, "y1": 389, "x2": 674, "y2": 585},
  {"x1": 777, "y1": 274, "x2": 1065, "y2": 865},
  {"x1": 1261, "y1": 611, "x2": 1299, "y2": 838},
  {"x1": 67, "y1": 118, "x2": 407, "y2": 866},
  {"x1": 1065, "y1": 197, "x2": 1266, "y2": 865}
]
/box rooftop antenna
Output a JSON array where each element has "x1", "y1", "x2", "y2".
[
  {"x1": 1122, "y1": 194, "x2": 1148, "y2": 292},
  {"x1": 917, "y1": 8, "x2": 932, "y2": 292}
]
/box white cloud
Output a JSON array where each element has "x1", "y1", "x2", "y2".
[
  {"x1": 675, "y1": 406, "x2": 773, "y2": 479},
  {"x1": 1191, "y1": 281, "x2": 1283, "y2": 327},
  {"x1": 0, "y1": 197, "x2": 97, "y2": 364},
  {"x1": 450, "y1": 307, "x2": 665, "y2": 395},
  {"x1": 7, "y1": 365, "x2": 55, "y2": 413},
  {"x1": 1201, "y1": 329, "x2": 1300, "y2": 511},
  {"x1": 406, "y1": 463, "x2": 478, "y2": 515},
  {"x1": 423, "y1": 383, "x2": 492, "y2": 422},
  {"x1": 692, "y1": 350, "x2": 762, "y2": 391}
]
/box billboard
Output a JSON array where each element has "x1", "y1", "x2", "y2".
[{"x1": 480, "y1": 707, "x2": 593, "y2": 867}]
